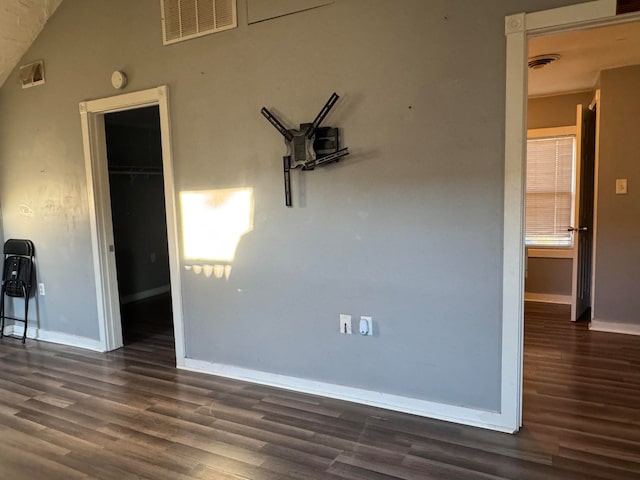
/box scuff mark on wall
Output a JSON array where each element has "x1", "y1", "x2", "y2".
[
  {"x1": 18, "y1": 204, "x2": 34, "y2": 217},
  {"x1": 35, "y1": 180, "x2": 86, "y2": 231}
]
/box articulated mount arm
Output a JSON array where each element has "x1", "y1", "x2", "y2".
[{"x1": 261, "y1": 92, "x2": 350, "y2": 207}]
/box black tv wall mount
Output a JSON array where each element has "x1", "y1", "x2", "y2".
[{"x1": 261, "y1": 92, "x2": 349, "y2": 207}]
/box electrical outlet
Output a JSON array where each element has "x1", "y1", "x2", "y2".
[
  {"x1": 150, "y1": 252, "x2": 157, "y2": 263},
  {"x1": 340, "y1": 314, "x2": 352, "y2": 334},
  {"x1": 38, "y1": 283, "x2": 46, "y2": 296}
]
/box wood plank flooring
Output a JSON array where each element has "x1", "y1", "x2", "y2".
[{"x1": 1, "y1": 302, "x2": 640, "y2": 479}]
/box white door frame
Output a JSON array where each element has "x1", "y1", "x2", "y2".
[
  {"x1": 80, "y1": 86, "x2": 185, "y2": 364},
  {"x1": 503, "y1": 0, "x2": 640, "y2": 431}
]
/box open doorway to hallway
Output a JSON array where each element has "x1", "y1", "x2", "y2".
[
  {"x1": 104, "y1": 106, "x2": 174, "y2": 349},
  {"x1": 524, "y1": 20, "x2": 640, "y2": 323},
  {"x1": 522, "y1": 16, "x2": 640, "y2": 434}
]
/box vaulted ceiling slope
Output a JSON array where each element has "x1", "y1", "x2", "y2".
[{"x1": 0, "y1": 0, "x2": 63, "y2": 88}]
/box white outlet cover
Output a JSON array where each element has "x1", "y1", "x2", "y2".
[{"x1": 616, "y1": 178, "x2": 628, "y2": 195}]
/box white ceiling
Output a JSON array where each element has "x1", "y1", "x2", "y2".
[
  {"x1": 529, "y1": 20, "x2": 640, "y2": 97},
  {"x1": 0, "y1": 0, "x2": 63, "y2": 88}
]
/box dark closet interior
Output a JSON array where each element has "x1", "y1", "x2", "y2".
[{"x1": 104, "y1": 106, "x2": 174, "y2": 345}]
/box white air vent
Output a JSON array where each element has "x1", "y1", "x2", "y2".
[
  {"x1": 20, "y1": 60, "x2": 45, "y2": 89},
  {"x1": 161, "y1": 0, "x2": 237, "y2": 45}
]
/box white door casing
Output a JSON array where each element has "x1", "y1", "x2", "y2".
[{"x1": 80, "y1": 86, "x2": 185, "y2": 364}]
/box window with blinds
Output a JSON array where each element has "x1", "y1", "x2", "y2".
[{"x1": 525, "y1": 134, "x2": 576, "y2": 247}]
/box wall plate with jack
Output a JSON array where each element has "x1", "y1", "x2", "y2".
[
  {"x1": 360, "y1": 316, "x2": 373, "y2": 336},
  {"x1": 339, "y1": 314, "x2": 352, "y2": 334},
  {"x1": 38, "y1": 283, "x2": 46, "y2": 296}
]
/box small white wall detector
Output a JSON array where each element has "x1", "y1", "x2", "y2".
[{"x1": 111, "y1": 70, "x2": 127, "y2": 89}]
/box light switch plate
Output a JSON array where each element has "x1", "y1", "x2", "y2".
[{"x1": 616, "y1": 178, "x2": 628, "y2": 195}]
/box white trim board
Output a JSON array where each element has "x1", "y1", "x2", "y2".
[
  {"x1": 3, "y1": 325, "x2": 103, "y2": 351},
  {"x1": 120, "y1": 285, "x2": 171, "y2": 305},
  {"x1": 590, "y1": 320, "x2": 640, "y2": 336},
  {"x1": 181, "y1": 359, "x2": 515, "y2": 433}
]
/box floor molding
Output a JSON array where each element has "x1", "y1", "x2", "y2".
[
  {"x1": 120, "y1": 285, "x2": 171, "y2": 305},
  {"x1": 524, "y1": 293, "x2": 571, "y2": 305},
  {"x1": 590, "y1": 319, "x2": 640, "y2": 336},
  {"x1": 3, "y1": 324, "x2": 103, "y2": 351},
  {"x1": 181, "y1": 358, "x2": 514, "y2": 433}
]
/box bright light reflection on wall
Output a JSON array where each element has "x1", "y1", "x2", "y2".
[{"x1": 181, "y1": 188, "x2": 254, "y2": 269}]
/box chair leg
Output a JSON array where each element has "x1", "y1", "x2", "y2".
[
  {"x1": 22, "y1": 285, "x2": 28, "y2": 344},
  {"x1": 0, "y1": 285, "x2": 5, "y2": 339}
]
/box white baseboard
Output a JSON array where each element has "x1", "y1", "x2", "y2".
[
  {"x1": 3, "y1": 324, "x2": 103, "y2": 351},
  {"x1": 120, "y1": 285, "x2": 170, "y2": 305},
  {"x1": 590, "y1": 319, "x2": 640, "y2": 336},
  {"x1": 181, "y1": 358, "x2": 515, "y2": 433},
  {"x1": 524, "y1": 292, "x2": 571, "y2": 305}
]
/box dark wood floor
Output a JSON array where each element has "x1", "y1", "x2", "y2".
[
  {"x1": 0, "y1": 302, "x2": 639, "y2": 479},
  {"x1": 120, "y1": 293, "x2": 174, "y2": 347}
]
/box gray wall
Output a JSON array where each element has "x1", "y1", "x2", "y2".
[
  {"x1": 593, "y1": 65, "x2": 640, "y2": 325},
  {"x1": 526, "y1": 257, "x2": 572, "y2": 295},
  {"x1": 525, "y1": 91, "x2": 592, "y2": 297},
  {"x1": 0, "y1": 0, "x2": 586, "y2": 412},
  {"x1": 528, "y1": 91, "x2": 593, "y2": 129}
]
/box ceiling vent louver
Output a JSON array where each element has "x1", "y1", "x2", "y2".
[{"x1": 161, "y1": 0, "x2": 237, "y2": 45}]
